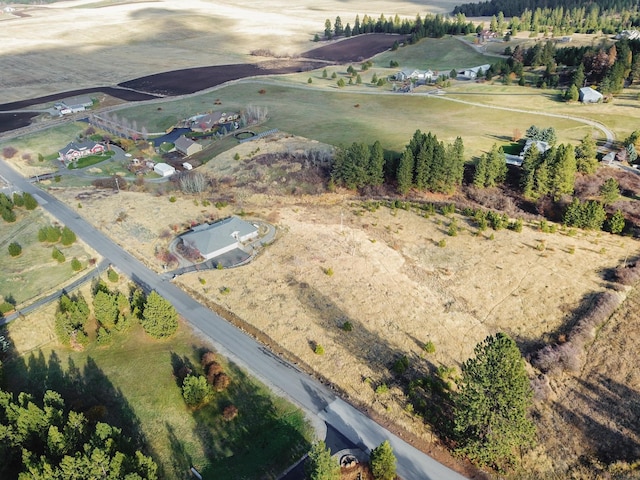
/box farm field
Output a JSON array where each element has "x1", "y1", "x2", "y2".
[
  {"x1": 2, "y1": 301, "x2": 313, "y2": 479},
  {"x1": 0, "y1": 209, "x2": 96, "y2": 307},
  {"x1": 0, "y1": 0, "x2": 462, "y2": 103}
]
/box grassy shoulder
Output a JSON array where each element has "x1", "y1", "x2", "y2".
[
  {"x1": 2, "y1": 303, "x2": 313, "y2": 479},
  {"x1": 0, "y1": 209, "x2": 94, "y2": 307}
]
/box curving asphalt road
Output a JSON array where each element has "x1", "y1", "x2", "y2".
[{"x1": 0, "y1": 156, "x2": 467, "y2": 480}]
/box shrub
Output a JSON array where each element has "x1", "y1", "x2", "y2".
[
  {"x1": 223, "y1": 405, "x2": 239, "y2": 421},
  {"x1": 107, "y1": 268, "x2": 119, "y2": 282},
  {"x1": 392, "y1": 355, "x2": 409, "y2": 375},
  {"x1": 52, "y1": 247, "x2": 65, "y2": 263},
  {"x1": 201, "y1": 351, "x2": 217, "y2": 369},
  {"x1": 2, "y1": 146, "x2": 18, "y2": 158},
  {"x1": 324, "y1": 267, "x2": 334, "y2": 276},
  {"x1": 206, "y1": 362, "x2": 224, "y2": 384},
  {"x1": 71, "y1": 257, "x2": 82, "y2": 271},
  {"x1": 509, "y1": 218, "x2": 523, "y2": 232},
  {"x1": 1, "y1": 208, "x2": 16, "y2": 223},
  {"x1": 182, "y1": 374, "x2": 213, "y2": 407},
  {"x1": 8, "y1": 242, "x2": 22, "y2": 257},
  {"x1": 22, "y1": 193, "x2": 38, "y2": 210},
  {"x1": 0, "y1": 302, "x2": 15, "y2": 314},
  {"x1": 341, "y1": 321, "x2": 353, "y2": 332},
  {"x1": 96, "y1": 327, "x2": 112, "y2": 345},
  {"x1": 61, "y1": 226, "x2": 77, "y2": 246},
  {"x1": 375, "y1": 383, "x2": 389, "y2": 395},
  {"x1": 314, "y1": 344, "x2": 325, "y2": 355},
  {"x1": 437, "y1": 239, "x2": 446, "y2": 248},
  {"x1": 12, "y1": 192, "x2": 24, "y2": 207},
  {"x1": 447, "y1": 220, "x2": 458, "y2": 237},
  {"x1": 169, "y1": 196, "x2": 177, "y2": 203},
  {"x1": 213, "y1": 373, "x2": 231, "y2": 392},
  {"x1": 423, "y1": 340, "x2": 436, "y2": 354}
]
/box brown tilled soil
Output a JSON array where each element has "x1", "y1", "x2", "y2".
[{"x1": 302, "y1": 33, "x2": 404, "y2": 62}]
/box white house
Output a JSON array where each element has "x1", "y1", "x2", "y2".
[
  {"x1": 579, "y1": 87, "x2": 603, "y2": 103},
  {"x1": 180, "y1": 216, "x2": 259, "y2": 260},
  {"x1": 154, "y1": 163, "x2": 175, "y2": 177}
]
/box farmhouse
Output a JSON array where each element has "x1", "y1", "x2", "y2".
[
  {"x1": 180, "y1": 216, "x2": 259, "y2": 260},
  {"x1": 58, "y1": 141, "x2": 105, "y2": 165},
  {"x1": 54, "y1": 96, "x2": 94, "y2": 116},
  {"x1": 579, "y1": 87, "x2": 603, "y2": 103},
  {"x1": 521, "y1": 139, "x2": 551, "y2": 158},
  {"x1": 462, "y1": 64, "x2": 491, "y2": 79},
  {"x1": 190, "y1": 112, "x2": 240, "y2": 132},
  {"x1": 395, "y1": 70, "x2": 434, "y2": 82},
  {"x1": 174, "y1": 135, "x2": 202, "y2": 156},
  {"x1": 154, "y1": 163, "x2": 175, "y2": 177}
]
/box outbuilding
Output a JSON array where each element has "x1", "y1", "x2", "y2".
[
  {"x1": 154, "y1": 162, "x2": 175, "y2": 177},
  {"x1": 579, "y1": 87, "x2": 603, "y2": 103}
]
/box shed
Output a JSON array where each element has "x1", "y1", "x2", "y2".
[
  {"x1": 181, "y1": 216, "x2": 258, "y2": 260},
  {"x1": 579, "y1": 87, "x2": 603, "y2": 103},
  {"x1": 154, "y1": 163, "x2": 175, "y2": 177}
]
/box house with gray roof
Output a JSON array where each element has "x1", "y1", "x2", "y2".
[
  {"x1": 180, "y1": 216, "x2": 259, "y2": 260},
  {"x1": 58, "y1": 141, "x2": 105, "y2": 165},
  {"x1": 579, "y1": 87, "x2": 603, "y2": 103},
  {"x1": 174, "y1": 135, "x2": 202, "y2": 156}
]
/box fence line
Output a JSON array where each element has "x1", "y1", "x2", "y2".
[{"x1": 238, "y1": 128, "x2": 279, "y2": 143}]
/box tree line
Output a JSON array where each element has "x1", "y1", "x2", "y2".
[
  {"x1": 330, "y1": 131, "x2": 465, "y2": 195},
  {"x1": 453, "y1": 0, "x2": 640, "y2": 35},
  {"x1": 321, "y1": 12, "x2": 477, "y2": 43}
]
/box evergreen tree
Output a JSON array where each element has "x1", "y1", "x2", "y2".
[
  {"x1": 520, "y1": 144, "x2": 541, "y2": 199},
  {"x1": 93, "y1": 290, "x2": 119, "y2": 330},
  {"x1": 60, "y1": 226, "x2": 76, "y2": 246},
  {"x1": 324, "y1": 19, "x2": 332, "y2": 39},
  {"x1": 370, "y1": 440, "x2": 397, "y2": 480},
  {"x1": 368, "y1": 141, "x2": 385, "y2": 186},
  {"x1": 575, "y1": 134, "x2": 598, "y2": 174},
  {"x1": 563, "y1": 198, "x2": 607, "y2": 230},
  {"x1": 600, "y1": 177, "x2": 620, "y2": 205},
  {"x1": 305, "y1": 441, "x2": 340, "y2": 480},
  {"x1": 550, "y1": 143, "x2": 576, "y2": 199},
  {"x1": 334, "y1": 16, "x2": 344, "y2": 36},
  {"x1": 565, "y1": 84, "x2": 579, "y2": 101},
  {"x1": 141, "y1": 291, "x2": 178, "y2": 338},
  {"x1": 454, "y1": 333, "x2": 535, "y2": 471},
  {"x1": 606, "y1": 209, "x2": 625, "y2": 234},
  {"x1": 396, "y1": 148, "x2": 415, "y2": 195},
  {"x1": 573, "y1": 62, "x2": 585, "y2": 88},
  {"x1": 473, "y1": 153, "x2": 489, "y2": 188},
  {"x1": 182, "y1": 375, "x2": 213, "y2": 407},
  {"x1": 474, "y1": 144, "x2": 506, "y2": 188},
  {"x1": 23, "y1": 192, "x2": 38, "y2": 210}
]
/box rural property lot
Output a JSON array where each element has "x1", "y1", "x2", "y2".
[{"x1": 47, "y1": 133, "x2": 640, "y2": 456}]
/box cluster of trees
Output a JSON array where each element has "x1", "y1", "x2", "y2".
[
  {"x1": 38, "y1": 225, "x2": 77, "y2": 246},
  {"x1": 453, "y1": 1, "x2": 640, "y2": 35},
  {"x1": 321, "y1": 12, "x2": 477, "y2": 43},
  {"x1": 330, "y1": 141, "x2": 385, "y2": 190},
  {"x1": 520, "y1": 143, "x2": 577, "y2": 200},
  {"x1": 54, "y1": 286, "x2": 178, "y2": 347},
  {"x1": 396, "y1": 131, "x2": 465, "y2": 195},
  {"x1": 0, "y1": 388, "x2": 158, "y2": 479},
  {"x1": 473, "y1": 144, "x2": 507, "y2": 188},
  {"x1": 0, "y1": 191, "x2": 37, "y2": 223},
  {"x1": 306, "y1": 439, "x2": 396, "y2": 480},
  {"x1": 181, "y1": 351, "x2": 232, "y2": 409}
]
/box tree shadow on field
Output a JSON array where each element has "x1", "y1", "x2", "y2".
[
  {"x1": 552, "y1": 374, "x2": 640, "y2": 464},
  {"x1": 290, "y1": 276, "x2": 408, "y2": 382},
  {"x1": 2, "y1": 350, "x2": 153, "y2": 469},
  {"x1": 191, "y1": 361, "x2": 311, "y2": 479}
]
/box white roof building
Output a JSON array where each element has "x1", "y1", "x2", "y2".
[
  {"x1": 579, "y1": 87, "x2": 603, "y2": 104},
  {"x1": 181, "y1": 216, "x2": 259, "y2": 260},
  {"x1": 154, "y1": 163, "x2": 175, "y2": 177}
]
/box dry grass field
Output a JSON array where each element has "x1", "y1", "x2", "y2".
[
  {"x1": 0, "y1": 0, "x2": 461, "y2": 103},
  {"x1": 47, "y1": 133, "x2": 640, "y2": 475}
]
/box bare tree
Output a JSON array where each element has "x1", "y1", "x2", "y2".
[{"x1": 179, "y1": 172, "x2": 208, "y2": 194}]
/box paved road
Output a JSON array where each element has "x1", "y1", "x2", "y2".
[{"x1": 0, "y1": 156, "x2": 467, "y2": 480}]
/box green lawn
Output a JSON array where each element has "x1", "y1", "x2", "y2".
[
  {"x1": 2, "y1": 320, "x2": 313, "y2": 479},
  {"x1": 68, "y1": 150, "x2": 115, "y2": 169},
  {"x1": 0, "y1": 210, "x2": 92, "y2": 306},
  {"x1": 374, "y1": 36, "x2": 495, "y2": 71},
  {"x1": 116, "y1": 81, "x2": 591, "y2": 158}
]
